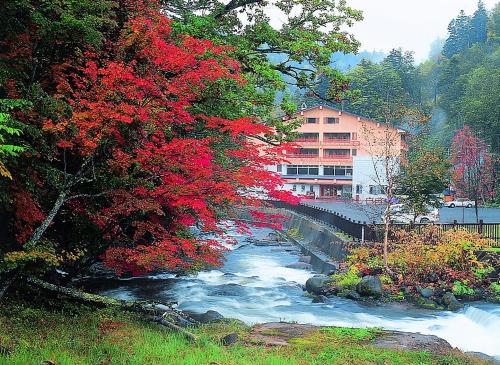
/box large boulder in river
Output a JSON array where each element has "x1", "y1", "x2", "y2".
[
  {"x1": 356, "y1": 275, "x2": 383, "y2": 298},
  {"x1": 305, "y1": 275, "x2": 334, "y2": 295},
  {"x1": 441, "y1": 292, "x2": 463, "y2": 311}
]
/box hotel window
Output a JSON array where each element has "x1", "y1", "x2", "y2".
[
  {"x1": 301, "y1": 185, "x2": 306, "y2": 192},
  {"x1": 298, "y1": 148, "x2": 319, "y2": 156},
  {"x1": 369, "y1": 185, "x2": 387, "y2": 195},
  {"x1": 351, "y1": 149, "x2": 357, "y2": 156},
  {"x1": 323, "y1": 165, "x2": 353, "y2": 176},
  {"x1": 277, "y1": 164, "x2": 282, "y2": 172},
  {"x1": 297, "y1": 133, "x2": 319, "y2": 141},
  {"x1": 287, "y1": 165, "x2": 319, "y2": 175},
  {"x1": 324, "y1": 132, "x2": 350, "y2": 140},
  {"x1": 306, "y1": 117, "x2": 318, "y2": 124},
  {"x1": 292, "y1": 184, "x2": 297, "y2": 191},
  {"x1": 324, "y1": 149, "x2": 350, "y2": 157},
  {"x1": 325, "y1": 117, "x2": 339, "y2": 124},
  {"x1": 356, "y1": 185, "x2": 363, "y2": 194},
  {"x1": 335, "y1": 166, "x2": 347, "y2": 176}
]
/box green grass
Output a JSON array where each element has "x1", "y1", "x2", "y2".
[{"x1": 0, "y1": 301, "x2": 487, "y2": 365}]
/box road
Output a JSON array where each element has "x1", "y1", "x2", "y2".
[{"x1": 303, "y1": 200, "x2": 500, "y2": 224}]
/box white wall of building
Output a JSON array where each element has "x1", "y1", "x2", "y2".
[{"x1": 352, "y1": 156, "x2": 400, "y2": 200}]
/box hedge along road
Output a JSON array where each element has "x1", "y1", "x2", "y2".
[{"x1": 302, "y1": 200, "x2": 500, "y2": 224}]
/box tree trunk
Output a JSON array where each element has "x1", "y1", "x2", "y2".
[
  {"x1": 25, "y1": 278, "x2": 198, "y2": 340},
  {"x1": 27, "y1": 190, "x2": 67, "y2": 245}
]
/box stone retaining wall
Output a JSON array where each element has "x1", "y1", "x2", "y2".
[{"x1": 237, "y1": 207, "x2": 348, "y2": 274}]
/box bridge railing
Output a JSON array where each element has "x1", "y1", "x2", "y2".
[{"x1": 267, "y1": 200, "x2": 500, "y2": 247}]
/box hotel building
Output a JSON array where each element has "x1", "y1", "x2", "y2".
[{"x1": 270, "y1": 105, "x2": 408, "y2": 200}]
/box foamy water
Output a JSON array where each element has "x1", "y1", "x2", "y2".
[{"x1": 95, "y1": 225, "x2": 500, "y2": 358}]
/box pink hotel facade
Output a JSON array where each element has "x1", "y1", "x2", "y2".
[{"x1": 270, "y1": 105, "x2": 408, "y2": 200}]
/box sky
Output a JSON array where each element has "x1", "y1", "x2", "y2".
[
  {"x1": 343, "y1": 0, "x2": 498, "y2": 62},
  {"x1": 264, "y1": 0, "x2": 498, "y2": 63}
]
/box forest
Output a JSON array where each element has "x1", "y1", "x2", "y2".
[{"x1": 302, "y1": 1, "x2": 499, "y2": 158}]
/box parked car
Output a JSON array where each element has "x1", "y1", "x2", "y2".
[
  {"x1": 443, "y1": 198, "x2": 475, "y2": 208},
  {"x1": 383, "y1": 204, "x2": 439, "y2": 224}
]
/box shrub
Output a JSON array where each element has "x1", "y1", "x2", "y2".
[
  {"x1": 330, "y1": 266, "x2": 361, "y2": 289},
  {"x1": 452, "y1": 280, "x2": 475, "y2": 297},
  {"x1": 345, "y1": 227, "x2": 494, "y2": 292}
]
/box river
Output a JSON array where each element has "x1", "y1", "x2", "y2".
[{"x1": 84, "y1": 224, "x2": 500, "y2": 358}]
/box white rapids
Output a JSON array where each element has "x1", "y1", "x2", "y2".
[{"x1": 95, "y1": 225, "x2": 500, "y2": 358}]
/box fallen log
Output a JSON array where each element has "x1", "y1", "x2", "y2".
[
  {"x1": 153, "y1": 314, "x2": 198, "y2": 342},
  {"x1": 26, "y1": 277, "x2": 198, "y2": 341}
]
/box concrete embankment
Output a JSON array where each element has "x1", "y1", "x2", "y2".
[{"x1": 237, "y1": 207, "x2": 348, "y2": 274}]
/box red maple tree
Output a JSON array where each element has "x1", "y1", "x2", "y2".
[
  {"x1": 451, "y1": 125, "x2": 495, "y2": 222},
  {"x1": 5, "y1": 1, "x2": 297, "y2": 276}
]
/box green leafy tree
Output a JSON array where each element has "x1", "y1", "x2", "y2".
[
  {"x1": 470, "y1": 1, "x2": 489, "y2": 44},
  {"x1": 396, "y1": 147, "x2": 451, "y2": 223},
  {"x1": 165, "y1": 0, "x2": 363, "y2": 138}
]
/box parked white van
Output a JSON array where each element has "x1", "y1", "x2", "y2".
[{"x1": 383, "y1": 204, "x2": 439, "y2": 224}]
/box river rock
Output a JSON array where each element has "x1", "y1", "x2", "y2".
[
  {"x1": 415, "y1": 297, "x2": 443, "y2": 310},
  {"x1": 356, "y1": 275, "x2": 383, "y2": 298},
  {"x1": 344, "y1": 290, "x2": 361, "y2": 301},
  {"x1": 286, "y1": 262, "x2": 313, "y2": 270},
  {"x1": 221, "y1": 332, "x2": 238, "y2": 346},
  {"x1": 185, "y1": 310, "x2": 224, "y2": 323},
  {"x1": 209, "y1": 283, "x2": 246, "y2": 297},
  {"x1": 299, "y1": 255, "x2": 312, "y2": 264},
  {"x1": 305, "y1": 275, "x2": 334, "y2": 295},
  {"x1": 373, "y1": 330, "x2": 452, "y2": 354},
  {"x1": 312, "y1": 295, "x2": 329, "y2": 303},
  {"x1": 442, "y1": 292, "x2": 463, "y2": 311},
  {"x1": 419, "y1": 287, "x2": 434, "y2": 298}
]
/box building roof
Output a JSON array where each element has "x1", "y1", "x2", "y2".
[{"x1": 293, "y1": 104, "x2": 408, "y2": 134}]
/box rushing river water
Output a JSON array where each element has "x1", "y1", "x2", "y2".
[{"x1": 85, "y1": 225, "x2": 500, "y2": 358}]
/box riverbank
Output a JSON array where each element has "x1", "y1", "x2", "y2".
[{"x1": 0, "y1": 300, "x2": 494, "y2": 365}]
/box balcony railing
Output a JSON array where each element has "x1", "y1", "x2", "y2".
[
  {"x1": 323, "y1": 138, "x2": 360, "y2": 146},
  {"x1": 323, "y1": 154, "x2": 351, "y2": 160},
  {"x1": 295, "y1": 138, "x2": 320, "y2": 143},
  {"x1": 286, "y1": 154, "x2": 319, "y2": 158}
]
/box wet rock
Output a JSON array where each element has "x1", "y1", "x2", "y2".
[
  {"x1": 209, "y1": 283, "x2": 246, "y2": 297},
  {"x1": 249, "y1": 322, "x2": 319, "y2": 346},
  {"x1": 185, "y1": 310, "x2": 224, "y2": 323},
  {"x1": 344, "y1": 290, "x2": 361, "y2": 301},
  {"x1": 305, "y1": 275, "x2": 334, "y2": 295},
  {"x1": 322, "y1": 285, "x2": 340, "y2": 297},
  {"x1": 356, "y1": 275, "x2": 383, "y2": 298},
  {"x1": 415, "y1": 297, "x2": 443, "y2": 310},
  {"x1": 299, "y1": 255, "x2": 311, "y2": 264},
  {"x1": 250, "y1": 323, "x2": 454, "y2": 356},
  {"x1": 286, "y1": 262, "x2": 313, "y2": 270},
  {"x1": 221, "y1": 333, "x2": 238, "y2": 346},
  {"x1": 84, "y1": 262, "x2": 117, "y2": 279},
  {"x1": 312, "y1": 295, "x2": 329, "y2": 303},
  {"x1": 418, "y1": 287, "x2": 434, "y2": 298},
  {"x1": 373, "y1": 331, "x2": 452, "y2": 354},
  {"x1": 442, "y1": 292, "x2": 463, "y2": 311}
]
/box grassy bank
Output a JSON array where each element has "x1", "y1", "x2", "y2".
[{"x1": 0, "y1": 301, "x2": 489, "y2": 365}]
